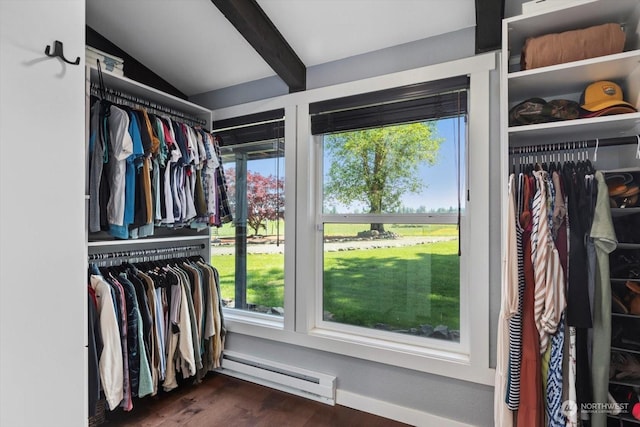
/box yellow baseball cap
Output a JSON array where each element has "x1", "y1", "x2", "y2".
[{"x1": 580, "y1": 81, "x2": 636, "y2": 112}]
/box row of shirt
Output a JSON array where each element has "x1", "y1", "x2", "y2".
[
  {"x1": 88, "y1": 257, "x2": 226, "y2": 414},
  {"x1": 495, "y1": 164, "x2": 616, "y2": 427},
  {"x1": 88, "y1": 98, "x2": 232, "y2": 239}
]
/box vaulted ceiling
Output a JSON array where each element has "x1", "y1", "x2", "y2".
[{"x1": 86, "y1": 0, "x2": 499, "y2": 98}]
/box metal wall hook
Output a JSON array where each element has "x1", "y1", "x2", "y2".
[{"x1": 44, "y1": 40, "x2": 80, "y2": 65}]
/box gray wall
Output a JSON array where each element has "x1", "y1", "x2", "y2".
[
  {"x1": 192, "y1": 25, "x2": 501, "y2": 426},
  {"x1": 190, "y1": 27, "x2": 476, "y2": 110},
  {"x1": 228, "y1": 334, "x2": 495, "y2": 426},
  {"x1": 190, "y1": 75, "x2": 289, "y2": 111}
]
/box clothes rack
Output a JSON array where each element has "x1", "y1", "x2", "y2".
[
  {"x1": 89, "y1": 83, "x2": 207, "y2": 127},
  {"x1": 88, "y1": 243, "x2": 225, "y2": 414},
  {"x1": 508, "y1": 135, "x2": 639, "y2": 155},
  {"x1": 87, "y1": 82, "x2": 232, "y2": 237},
  {"x1": 88, "y1": 243, "x2": 206, "y2": 264}
]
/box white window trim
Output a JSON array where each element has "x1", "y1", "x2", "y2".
[{"x1": 213, "y1": 52, "x2": 497, "y2": 386}]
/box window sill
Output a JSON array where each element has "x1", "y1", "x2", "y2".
[
  {"x1": 223, "y1": 308, "x2": 284, "y2": 330},
  {"x1": 308, "y1": 326, "x2": 469, "y2": 364}
]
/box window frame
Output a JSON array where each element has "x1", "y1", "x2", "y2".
[
  {"x1": 211, "y1": 53, "x2": 496, "y2": 385},
  {"x1": 214, "y1": 125, "x2": 287, "y2": 318},
  {"x1": 314, "y1": 123, "x2": 470, "y2": 354}
]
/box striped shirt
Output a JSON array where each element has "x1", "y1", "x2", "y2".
[{"x1": 531, "y1": 171, "x2": 566, "y2": 353}]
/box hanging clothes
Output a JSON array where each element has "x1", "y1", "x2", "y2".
[
  {"x1": 88, "y1": 289, "x2": 102, "y2": 417},
  {"x1": 589, "y1": 171, "x2": 617, "y2": 427},
  {"x1": 87, "y1": 95, "x2": 232, "y2": 240},
  {"x1": 88, "y1": 256, "x2": 226, "y2": 414},
  {"x1": 506, "y1": 173, "x2": 525, "y2": 410},
  {"x1": 498, "y1": 155, "x2": 606, "y2": 426},
  {"x1": 517, "y1": 173, "x2": 544, "y2": 427},
  {"x1": 546, "y1": 170, "x2": 568, "y2": 427},
  {"x1": 531, "y1": 169, "x2": 566, "y2": 353},
  {"x1": 89, "y1": 273, "x2": 124, "y2": 411},
  {"x1": 494, "y1": 153, "x2": 610, "y2": 426},
  {"x1": 494, "y1": 174, "x2": 517, "y2": 426}
]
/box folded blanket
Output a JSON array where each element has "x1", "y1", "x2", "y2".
[{"x1": 521, "y1": 22, "x2": 625, "y2": 70}]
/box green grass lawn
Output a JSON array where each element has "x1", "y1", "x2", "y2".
[
  {"x1": 212, "y1": 238, "x2": 460, "y2": 330},
  {"x1": 323, "y1": 239, "x2": 459, "y2": 330},
  {"x1": 212, "y1": 253, "x2": 285, "y2": 308}
]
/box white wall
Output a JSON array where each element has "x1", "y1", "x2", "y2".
[{"x1": 0, "y1": 1, "x2": 86, "y2": 426}]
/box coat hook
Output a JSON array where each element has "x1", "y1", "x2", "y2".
[{"x1": 44, "y1": 40, "x2": 80, "y2": 65}]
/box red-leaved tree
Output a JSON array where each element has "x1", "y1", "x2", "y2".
[{"x1": 225, "y1": 168, "x2": 284, "y2": 236}]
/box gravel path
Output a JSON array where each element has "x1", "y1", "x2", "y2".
[{"x1": 210, "y1": 236, "x2": 455, "y2": 255}]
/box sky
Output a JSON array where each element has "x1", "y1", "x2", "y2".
[{"x1": 228, "y1": 117, "x2": 466, "y2": 213}]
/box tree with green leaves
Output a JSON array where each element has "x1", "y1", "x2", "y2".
[{"x1": 324, "y1": 122, "x2": 443, "y2": 232}]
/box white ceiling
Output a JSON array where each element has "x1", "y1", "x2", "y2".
[{"x1": 86, "y1": 0, "x2": 476, "y2": 96}]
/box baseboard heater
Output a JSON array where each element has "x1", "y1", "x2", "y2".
[{"x1": 217, "y1": 350, "x2": 336, "y2": 405}]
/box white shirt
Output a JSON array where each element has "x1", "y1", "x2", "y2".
[
  {"x1": 106, "y1": 105, "x2": 133, "y2": 226},
  {"x1": 90, "y1": 274, "x2": 124, "y2": 410}
]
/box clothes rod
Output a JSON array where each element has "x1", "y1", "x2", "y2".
[
  {"x1": 508, "y1": 135, "x2": 639, "y2": 155},
  {"x1": 88, "y1": 243, "x2": 206, "y2": 261},
  {"x1": 89, "y1": 84, "x2": 207, "y2": 127}
]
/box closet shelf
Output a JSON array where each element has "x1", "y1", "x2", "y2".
[
  {"x1": 88, "y1": 234, "x2": 210, "y2": 247},
  {"x1": 504, "y1": 0, "x2": 639, "y2": 62},
  {"x1": 507, "y1": 112, "x2": 640, "y2": 146},
  {"x1": 507, "y1": 50, "x2": 640, "y2": 102}
]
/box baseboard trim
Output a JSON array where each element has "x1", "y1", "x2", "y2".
[{"x1": 336, "y1": 389, "x2": 474, "y2": 427}]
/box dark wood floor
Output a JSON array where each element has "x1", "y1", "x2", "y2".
[{"x1": 102, "y1": 374, "x2": 409, "y2": 427}]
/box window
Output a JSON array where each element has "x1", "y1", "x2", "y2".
[
  {"x1": 212, "y1": 53, "x2": 495, "y2": 383},
  {"x1": 312, "y1": 77, "x2": 468, "y2": 345},
  {"x1": 212, "y1": 110, "x2": 286, "y2": 317}
]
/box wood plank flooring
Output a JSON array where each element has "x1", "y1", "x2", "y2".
[{"x1": 102, "y1": 374, "x2": 409, "y2": 427}]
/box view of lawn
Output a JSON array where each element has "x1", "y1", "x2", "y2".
[
  {"x1": 211, "y1": 233, "x2": 460, "y2": 331},
  {"x1": 323, "y1": 239, "x2": 459, "y2": 330},
  {"x1": 213, "y1": 253, "x2": 285, "y2": 309}
]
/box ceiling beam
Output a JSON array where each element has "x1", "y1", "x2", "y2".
[
  {"x1": 211, "y1": 0, "x2": 306, "y2": 93},
  {"x1": 475, "y1": 0, "x2": 504, "y2": 53}
]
